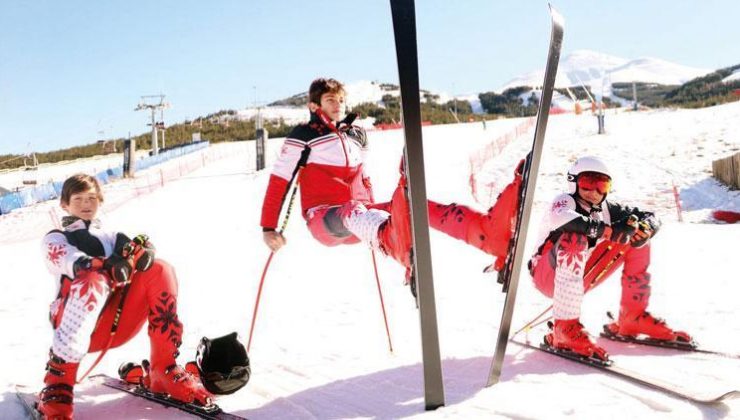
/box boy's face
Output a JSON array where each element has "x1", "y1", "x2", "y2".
[
  {"x1": 578, "y1": 188, "x2": 605, "y2": 207},
  {"x1": 61, "y1": 188, "x2": 100, "y2": 221},
  {"x1": 318, "y1": 92, "x2": 346, "y2": 122}
]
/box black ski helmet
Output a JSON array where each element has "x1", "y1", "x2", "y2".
[{"x1": 196, "y1": 332, "x2": 250, "y2": 395}]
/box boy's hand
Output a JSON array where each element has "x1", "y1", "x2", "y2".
[
  {"x1": 631, "y1": 215, "x2": 661, "y2": 248},
  {"x1": 263, "y1": 230, "x2": 286, "y2": 252},
  {"x1": 607, "y1": 215, "x2": 639, "y2": 244},
  {"x1": 130, "y1": 234, "x2": 155, "y2": 272},
  {"x1": 73, "y1": 256, "x2": 104, "y2": 277},
  {"x1": 103, "y1": 254, "x2": 133, "y2": 287}
]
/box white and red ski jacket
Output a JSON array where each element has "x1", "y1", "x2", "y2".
[
  {"x1": 260, "y1": 112, "x2": 373, "y2": 230},
  {"x1": 42, "y1": 217, "x2": 130, "y2": 294},
  {"x1": 529, "y1": 193, "x2": 656, "y2": 268}
]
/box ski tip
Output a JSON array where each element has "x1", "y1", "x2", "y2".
[
  {"x1": 548, "y1": 4, "x2": 565, "y2": 26},
  {"x1": 718, "y1": 390, "x2": 740, "y2": 402}
]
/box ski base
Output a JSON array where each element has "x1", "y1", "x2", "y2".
[
  {"x1": 601, "y1": 326, "x2": 740, "y2": 359},
  {"x1": 15, "y1": 386, "x2": 42, "y2": 420},
  {"x1": 486, "y1": 4, "x2": 565, "y2": 388},
  {"x1": 512, "y1": 338, "x2": 740, "y2": 404},
  {"x1": 97, "y1": 374, "x2": 245, "y2": 420},
  {"x1": 601, "y1": 325, "x2": 698, "y2": 350}
]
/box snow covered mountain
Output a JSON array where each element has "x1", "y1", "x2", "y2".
[
  {"x1": 501, "y1": 49, "x2": 712, "y2": 91},
  {"x1": 232, "y1": 50, "x2": 714, "y2": 124},
  {"x1": 723, "y1": 68, "x2": 740, "y2": 83}
]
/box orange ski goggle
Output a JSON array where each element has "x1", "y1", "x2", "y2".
[{"x1": 577, "y1": 172, "x2": 612, "y2": 194}]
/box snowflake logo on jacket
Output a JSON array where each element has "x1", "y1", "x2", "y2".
[{"x1": 47, "y1": 243, "x2": 68, "y2": 267}]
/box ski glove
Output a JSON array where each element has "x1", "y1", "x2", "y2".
[
  {"x1": 72, "y1": 256, "x2": 104, "y2": 277},
  {"x1": 631, "y1": 214, "x2": 661, "y2": 248},
  {"x1": 608, "y1": 215, "x2": 639, "y2": 244},
  {"x1": 104, "y1": 254, "x2": 133, "y2": 286},
  {"x1": 103, "y1": 236, "x2": 147, "y2": 287},
  {"x1": 129, "y1": 234, "x2": 155, "y2": 272}
]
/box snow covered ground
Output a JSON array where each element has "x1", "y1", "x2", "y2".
[{"x1": 1, "y1": 101, "x2": 739, "y2": 419}]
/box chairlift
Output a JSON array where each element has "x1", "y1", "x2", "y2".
[
  {"x1": 21, "y1": 153, "x2": 39, "y2": 186},
  {"x1": 22, "y1": 166, "x2": 38, "y2": 186}
]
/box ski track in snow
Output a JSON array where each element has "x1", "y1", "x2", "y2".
[{"x1": 1, "y1": 102, "x2": 739, "y2": 419}]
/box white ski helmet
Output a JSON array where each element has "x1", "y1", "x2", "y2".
[{"x1": 567, "y1": 156, "x2": 612, "y2": 195}]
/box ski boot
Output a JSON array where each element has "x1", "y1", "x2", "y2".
[
  {"x1": 149, "y1": 362, "x2": 212, "y2": 406},
  {"x1": 378, "y1": 164, "x2": 413, "y2": 279},
  {"x1": 120, "y1": 359, "x2": 201, "y2": 384},
  {"x1": 119, "y1": 359, "x2": 151, "y2": 387},
  {"x1": 120, "y1": 359, "x2": 211, "y2": 406},
  {"x1": 546, "y1": 318, "x2": 609, "y2": 361},
  {"x1": 485, "y1": 159, "x2": 525, "y2": 264},
  {"x1": 605, "y1": 310, "x2": 692, "y2": 342},
  {"x1": 37, "y1": 351, "x2": 79, "y2": 420}
]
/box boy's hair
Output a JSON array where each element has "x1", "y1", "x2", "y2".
[
  {"x1": 308, "y1": 78, "x2": 345, "y2": 105},
  {"x1": 60, "y1": 174, "x2": 104, "y2": 204}
]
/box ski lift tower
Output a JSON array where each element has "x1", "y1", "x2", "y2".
[{"x1": 135, "y1": 95, "x2": 170, "y2": 155}]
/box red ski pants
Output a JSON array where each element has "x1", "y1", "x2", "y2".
[
  {"x1": 532, "y1": 235, "x2": 653, "y2": 312},
  {"x1": 304, "y1": 166, "x2": 521, "y2": 263},
  {"x1": 305, "y1": 200, "x2": 502, "y2": 251},
  {"x1": 87, "y1": 260, "x2": 180, "y2": 357}
]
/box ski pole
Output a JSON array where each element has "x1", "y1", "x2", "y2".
[
  {"x1": 370, "y1": 250, "x2": 393, "y2": 353},
  {"x1": 247, "y1": 171, "x2": 301, "y2": 352}
]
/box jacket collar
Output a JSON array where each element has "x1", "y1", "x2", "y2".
[{"x1": 62, "y1": 216, "x2": 100, "y2": 231}]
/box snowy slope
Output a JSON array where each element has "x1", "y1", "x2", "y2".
[
  {"x1": 1, "y1": 102, "x2": 739, "y2": 419},
  {"x1": 724, "y1": 69, "x2": 740, "y2": 83}
]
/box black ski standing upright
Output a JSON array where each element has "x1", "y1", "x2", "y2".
[
  {"x1": 389, "y1": 0, "x2": 445, "y2": 410},
  {"x1": 486, "y1": 4, "x2": 564, "y2": 387}
]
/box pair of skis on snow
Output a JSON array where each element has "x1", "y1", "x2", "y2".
[
  {"x1": 511, "y1": 329, "x2": 740, "y2": 404},
  {"x1": 15, "y1": 374, "x2": 246, "y2": 420}
]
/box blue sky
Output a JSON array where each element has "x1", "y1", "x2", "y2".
[{"x1": 1, "y1": 1, "x2": 738, "y2": 155}]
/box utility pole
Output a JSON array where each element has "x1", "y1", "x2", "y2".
[
  {"x1": 632, "y1": 81, "x2": 638, "y2": 111},
  {"x1": 135, "y1": 95, "x2": 169, "y2": 155},
  {"x1": 160, "y1": 108, "x2": 166, "y2": 149},
  {"x1": 253, "y1": 85, "x2": 267, "y2": 171},
  {"x1": 596, "y1": 75, "x2": 606, "y2": 135},
  {"x1": 453, "y1": 83, "x2": 459, "y2": 122}
]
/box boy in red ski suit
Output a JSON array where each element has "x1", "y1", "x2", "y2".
[
  {"x1": 37, "y1": 174, "x2": 210, "y2": 419},
  {"x1": 261, "y1": 77, "x2": 523, "y2": 285},
  {"x1": 528, "y1": 156, "x2": 691, "y2": 361}
]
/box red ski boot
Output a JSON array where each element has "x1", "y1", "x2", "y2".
[
  {"x1": 378, "y1": 171, "x2": 412, "y2": 273},
  {"x1": 481, "y1": 158, "x2": 524, "y2": 271},
  {"x1": 148, "y1": 363, "x2": 212, "y2": 406},
  {"x1": 119, "y1": 358, "x2": 211, "y2": 405},
  {"x1": 145, "y1": 284, "x2": 212, "y2": 405},
  {"x1": 606, "y1": 310, "x2": 692, "y2": 342},
  {"x1": 546, "y1": 318, "x2": 609, "y2": 361},
  {"x1": 37, "y1": 351, "x2": 79, "y2": 420}
]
